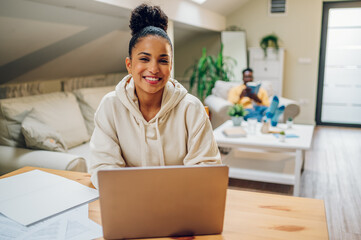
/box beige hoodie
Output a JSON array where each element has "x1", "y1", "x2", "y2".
[{"x1": 88, "y1": 75, "x2": 221, "y2": 188}]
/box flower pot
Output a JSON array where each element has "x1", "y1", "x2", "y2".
[
  {"x1": 279, "y1": 134, "x2": 286, "y2": 142},
  {"x1": 286, "y1": 120, "x2": 293, "y2": 129},
  {"x1": 231, "y1": 116, "x2": 243, "y2": 126}
]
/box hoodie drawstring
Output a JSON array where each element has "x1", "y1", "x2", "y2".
[
  {"x1": 139, "y1": 118, "x2": 165, "y2": 166},
  {"x1": 139, "y1": 120, "x2": 148, "y2": 167},
  {"x1": 155, "y1": 118, "x2": 165, "y2": 166}
]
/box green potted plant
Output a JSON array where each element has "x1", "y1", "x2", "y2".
[
  {"x1": 260, "y1": 34, "x2": 279, "y2": 57},
  {"x1": 185, "y1": 43, "x2": 236, "y2": 102},
  {"x1": 227, "y1": 104, "x2": 248, "y2": 126},
  {"x1": 286, "y1": 117, "x2": 293, "y2": 129}
]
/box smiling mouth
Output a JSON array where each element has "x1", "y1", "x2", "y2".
[{"x1": 144, "y1": 76, "x2": 162, "y2": 84}]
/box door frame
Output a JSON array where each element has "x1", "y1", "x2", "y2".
[{"x1": 315, "y1": 1, "x2": 361, "y2": 128}]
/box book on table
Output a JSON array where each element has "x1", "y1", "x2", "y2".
[{"x1": 223, "y1": 127, "x2": 247, "y2": 138}]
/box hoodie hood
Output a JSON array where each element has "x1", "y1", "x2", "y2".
[
  {"x1": 115, "y1": 74, "x2": 188, "y2": 167},
  {"x1": 115, "y1": 74, "x2": 188, "y2": 124}
]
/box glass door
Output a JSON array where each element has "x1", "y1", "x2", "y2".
[{"x1": 316, "y1": 1, "x2": 361, "y2": 127}]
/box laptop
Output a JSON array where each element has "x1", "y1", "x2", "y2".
[{"x1": 98, "y1": 165, "x2": 229, "y2": 239}]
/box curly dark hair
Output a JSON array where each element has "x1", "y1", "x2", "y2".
[
  {"x1": 128, "y1": 4, "x2": 172, "y2": 57},
  {"x1": 242, "y1": 68, "x2": 253, "y2": 74},
  {"x1": 129, "y1": 4, "x2": 168, "y2": 35}
]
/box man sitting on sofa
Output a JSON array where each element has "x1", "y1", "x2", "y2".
[{"x1": 228, "y1": 68, "x2": 270, "y2": 121}]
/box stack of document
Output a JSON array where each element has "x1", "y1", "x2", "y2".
[
  {"x1": 0, "y1": 170, "x2": 102, "y2": 239},
  {"x1": 1, "y1": 204, "x2": 102, "y2": 239}
]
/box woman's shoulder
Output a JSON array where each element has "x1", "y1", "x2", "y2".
[
  {"x1": 180, "y1": 93, "x2": 204, "y2": 108},
  {"x1": 97, "y1": 90, "x2": 125, "y2": 112},
  {"x1": 100, "y1": 91, "x2": 117, "y2": 104},
  {"x1": 177, "y1": 94, "x2": 207, "y2": 119}
]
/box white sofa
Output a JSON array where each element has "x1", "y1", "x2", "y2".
[
  {"x1": 0, "y1": 85, "x2": 115, "y2": 175},
  {"x1": 204, "y1": 80, "x2": 300, "y2": 129}
]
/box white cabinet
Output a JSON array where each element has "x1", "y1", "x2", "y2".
[
  {"x1": 249, "y1": 47, "x2": 285, "y2": 97},
  {"x1": 221, "y1": 31, "x2": 247, "y2": 82}
]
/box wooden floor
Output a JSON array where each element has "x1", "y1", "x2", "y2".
[{"x1": 225, "y1": 126, "x2": 361, "y2": 240}]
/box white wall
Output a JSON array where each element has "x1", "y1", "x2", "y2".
[{"x1": 227, "y1": 0, "x2": 325, "y2": 124}]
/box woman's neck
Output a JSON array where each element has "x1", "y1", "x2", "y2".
[{"x1": 135, "y1": 88, "x2": 163, "y2": 122}]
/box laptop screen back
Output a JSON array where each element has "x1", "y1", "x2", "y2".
[{"x1": 98, "y1": 165, "x2": 229, "y2": 239}]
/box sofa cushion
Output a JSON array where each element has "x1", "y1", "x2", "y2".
[
  {"x1": 68, "y1": 142, "x2": 91, "y2": 163},
  {"x1": 260, "y1": 80, "x2": 275, "y2": 97},
  {"x1": 21, "y1": 109, "x2": 67, "y2": 152},
  {"x1": 0, "y1": 92, "x2": 89, "y2": 148},
  {"x1": 0, "y1": 145, "x2": 87, "y2": 175},
  {"x1": 212, "y1": 81, "x2": 240, "y2": 100},
  {"x1": 212, "y1": 80, "x2": 275, "y2": 101},
  {"x1": 73, "y1": 86, "x2": 115, "y2": 135}
]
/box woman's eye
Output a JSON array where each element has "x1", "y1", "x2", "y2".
[
  {"x1": 140, "y1": 58, "x2": 149, "y2": 61},
  {"x1": 160, "y1": 59, "x2": 169, "y2": 64}
]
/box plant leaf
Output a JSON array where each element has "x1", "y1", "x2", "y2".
[{"x1": 183, "y1": 43, "x2": 237, "y2": 102}]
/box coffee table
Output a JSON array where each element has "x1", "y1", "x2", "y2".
[{"x1": 214, "y1": 120, "x2": 314, "y2": 196}]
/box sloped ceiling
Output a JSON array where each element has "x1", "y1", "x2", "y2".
[
  {"x1": 17, "y1": 30, "x2": 130, "y2": 81},
  {"x1": 201, "y1": 0, "x2": 249, "y2": 16},
  {"x1": 0, "y1": 16, "x2": 87, "y2": 66},
  {"x1": 0, "y1": 0, "x2": 131, "y2": 83},
  {"x1": 0, "y1": 0, "x2": 246, "y2": 84}
]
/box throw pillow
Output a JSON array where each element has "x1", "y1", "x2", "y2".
[
  {"x1": 260, "y1": 80, "x2": 275, "y2": 97},
  {"x1": 73, "y1": 86, "x2": 115, "y2": 135},
  {"x1": 21, "y1": 109, "x2": 67, "y2": 152},
  {"x1": 213, "y1": 81, "x2": 240, "y2": 100},
  {"x1": 0, "y1": 92, "x2": 90, "y2": 148}
]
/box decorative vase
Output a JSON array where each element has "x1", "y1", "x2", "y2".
[
  {"x1": 279, "y1": 134, "x2": 286, "y2": 142},
  {"x1": 261, "y1": 120, "x2": 270, "y2": 134},
  {"x1": 286, "y1": 120, "x2": 293, "y2": 129},
  {"x1": 231, "y1": 116, "x2": 243, "y2": 126}
]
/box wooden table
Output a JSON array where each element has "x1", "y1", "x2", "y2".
[
  {"x1": 1, "y1": 167, "x2": 329, "y2": 240},
  {"x1": 214, "y1": 120, "x2": 315, "y2": 196}
]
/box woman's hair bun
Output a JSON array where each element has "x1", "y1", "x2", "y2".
[{"x1": 129, "y1": 4, "x2": 168, "y2": 36}]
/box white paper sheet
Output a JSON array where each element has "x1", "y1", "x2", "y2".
[
  {"x1": 0, "y1": 205, "x2": 103, "y2": 240},
  {"x1": 0, "y1": 170, "x2": 99, "y2": 226}
]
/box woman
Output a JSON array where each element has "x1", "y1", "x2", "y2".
[{"x1": 88, "y1": 4, "x2": 221, "y2": 188}]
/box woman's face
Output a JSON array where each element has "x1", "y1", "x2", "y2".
[{"x1": 126, "y1": 35, "x2": 172, "y2": 98}]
